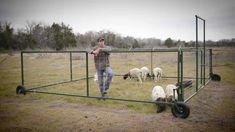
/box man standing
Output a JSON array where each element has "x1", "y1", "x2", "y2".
[{"x1": 90, "y1": 38, "x2": 113, "y2": 98}]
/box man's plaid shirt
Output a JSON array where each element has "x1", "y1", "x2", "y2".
[{"x1": 93, "y1": 46, "x2": 111, "y2": 70}]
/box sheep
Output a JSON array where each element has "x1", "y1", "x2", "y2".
[
  {"x1": 152, "y1": 67, "x2": 163, "y2": 82},
  {"x1": 140, "y1": 66, "x2": 151, "y2": 81},
  {"x1": 151, "y1": 85, "x2": 166, "y2": 113},
  {"x1": 123, "y1": 68, "x2": 142, "y2": 84},
  {"x1": 165, "y1": 84, "x2": 178, "y2": 102}
]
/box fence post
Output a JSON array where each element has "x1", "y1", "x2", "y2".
[
  {"x1": 195, "y1": 16, "x2": 199, "y2": 92},
  {"x1": 180, "y1": 49, "x2": 184, "y2": 101},
  {"x1": 70, "y1": 52, "x2": 73, "y2": 81},
  {"x1": 86, "y1": 52, "x2": 89, "y2": 97},
  {"x1": 150, "y1": 49, "x2": 153, "y2": 75},
  {"x1": 177, "y1": 49, "x2": 184, "y2": 101},
  {"x1": 195, "y1": 15, "x2": 206, "y2": 89},
  {"x1": 21, "y1": 51, "x2": 24, "y2": 86},
  {"x1": 201, "y1": 50, "x2": 203, "y2": 85},
  {"x1": 177, "y1": 50, "x2": 180, "y2": 87},
  {"x1": 203, "y1": 20, "x2": 206, "y2": 85}
]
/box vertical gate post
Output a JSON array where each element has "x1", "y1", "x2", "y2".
[
  {"x1": 21, "y1": 51, "x2": 24, "y2": 86},
  {"x1": 150, "y1": 49, "x2": 153, "y2": 75},
  {"x1": 70, "y1": 52, "x2": 73, "y2": 81},
  {"x1": 195, "y1": 15, "x2": 199, "y2": 92},
  {"x1": 203, "y1": 20, "x2": 206, "y2": 85},
  {"x1": 195, "y1": 15, "x2": 206, "y2": 89},
  {"x1": 196, "y1": 50, "x2": 199, "y2": 92},
  {"x1": 177, "y1": 49, "x2": 184, "y2": 101},
  {"x1": 86, "y1": 52, "x2": 89, "y2": 97},
  {"x1": 180, "y1": 49, "x2": 184, "y2": 101},
  {"x1": 201, "y1": 50, "x2": 203, "y2": 85}
]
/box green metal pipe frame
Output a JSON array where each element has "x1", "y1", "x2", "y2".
[
  {"x1": 25, "y1": 75, "x2": 210, "y2": 93},
  {"x1": 70, "y1": 52, "x2": 73, "y2": 81},
  {"x1": 195, "y1": 15, "x2": 206, "y2": 92},
  {"x1": 86, "y1": 52, "x2": 89, "y2": 97},
  {"x1": 195, "y1": 16, "x2": 199, "y2": 92},
  {"x1": 26, "y1": 89, "x2": 174, "y2": 105},
  {"x1": 177, "y1": 50, "x2": 180, "y2": 87},
  {"x1": 180, "y1": 50, "x2": 184, "y2": 101},
  {"x1": 201, "y1": 50, "x2": 203, "y2": 85},
  {"x1": 20, "y1": 46, "x2": 212, "y2": 103},
  {"x1": 21, "y1": 48, "x2": 200, "y2": 54},
  {"x1": 21, "y1": 52, "x2": 24, "y2": 85},
  {"x1": 203, "y1": 20, "x2": 206, "y2": 85}
]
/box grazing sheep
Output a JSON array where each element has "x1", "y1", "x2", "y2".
[
  {"x1": 140, "y1": 66, "x2": 151, "y2": 81},
  {"x1": 165, "y1": 84, "x2": 178, "y2": 102},
  {"x1": 153, "y1": 67, "x2": 163, "y2": 82},
  {"x1": 123, "y1": 68, "x2": 142, "y2": 84},
  {"x1": 151, "y1": 85, "x2": 166, "y2": 113}
]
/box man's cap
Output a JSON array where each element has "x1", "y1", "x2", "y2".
[{"x1": 97, "y1": 37, "x2": 105, "y2": 42}]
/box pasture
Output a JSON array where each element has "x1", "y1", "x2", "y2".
[
  {"x1": 18, "y1": 49, "x2": 210, "y2": 102},
  {"x1": 0, "y1": 47, "x2": 235, "y2": 131}
]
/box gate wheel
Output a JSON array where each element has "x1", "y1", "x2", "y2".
[
  {"x1": 211, "y1": 73, "x2": 221, "y2": 81},
  {"x1": 171, "y1": 102, "x2": 190, "y2": 119},
  {"x1": 16, "y1": 85, "x2": 26, "y2": 95}
]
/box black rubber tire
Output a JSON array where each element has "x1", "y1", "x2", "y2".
[
  {"x1": 171, "y1": 102, "x2": 190, "y2": 119},
  {"x1": 211, "y1": 74, "x2": 221, "y2": 81},
  {"x1": 16, "y1": 85, "x2": 26, "y2": 95}
]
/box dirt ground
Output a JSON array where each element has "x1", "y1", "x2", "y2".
[{"x1": 0, "y1": 81, "x2": 234, "y2": 132}]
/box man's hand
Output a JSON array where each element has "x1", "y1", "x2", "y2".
[
  {"x1": 90, "y1": 48, "x2": 100, "y2": 56},
  {"x1": 90, "y1": 50, "x2": 94, "y2": 54}
]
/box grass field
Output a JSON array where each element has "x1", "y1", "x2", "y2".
[
  {"x1": 18, "y1": 51, "x2": 203, "y2": 102},
  {"x1": 0, "y1": 47, "x2": 235, "y2": 131},
  {"x1": 0, "y1": 48, "x2": 235, "y2": 112}
]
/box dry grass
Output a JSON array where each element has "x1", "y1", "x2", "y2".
[
  {"x1": 0, "y1": 48, "x2": 234, "y2": 110},
  {"x1": 0, "y1": 47, "x2": 235, "y2": 131}
]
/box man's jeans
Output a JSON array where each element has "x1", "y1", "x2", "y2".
[{"x1": 97, "y1": 67, "x2": 113, "y2": 97}]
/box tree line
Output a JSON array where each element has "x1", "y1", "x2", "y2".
[{"x1": 0, "y1": 22, "x2": 234, "y2": 51}]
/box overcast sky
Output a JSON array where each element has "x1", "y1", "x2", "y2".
[{"x1": 0, "y1": 0, "x2": 235, "y2": 41}]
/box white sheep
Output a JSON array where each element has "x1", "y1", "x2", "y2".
[
  {"x1": 123, "y1": 68, "x2": 142, "y2": 84},
  {"x1": 140, "y1": 66, "x2": 151, "y2": 81},
  {"x1": 165, "y1": 84, "x2": 178, "y2": 102},
  {"x1": 151, "y1": 85, "x2": 166, "y2": 113},
  {"x1": 153, "y1": 67, "x2": 163, "y2": 82}
]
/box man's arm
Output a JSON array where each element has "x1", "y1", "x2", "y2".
[
  {"x1": 99, "y1": 46, "x2": 111, "y2": 52},
  {"x1": 90, "y1": 46, "x2": 98, "y2": 54},
  {"x1": 90, "y1": 46, "x2": 111, "y2": 55}
]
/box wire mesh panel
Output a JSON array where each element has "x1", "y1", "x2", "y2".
[
  {"x1": 88, "y1": 52, "x2": 153, "y2": 101},
  {"x1": 152, "y1": 51, "x2": 178, "y2": 83},
  {"x1": 181, "y1": 51, "x2": 197, "y2": 101},
  {"x1": 23, "y1": 51, "x2": 88, "y2": 96},
  {"x1": 88, "y1": 50, "x2": 180, "y2": 101},
  {"x1": 24, "y1": 53, "x2": 70, "y2": 88},
  {"x1": 20, "y1": 48, "x2": 211, "y2": 103},
  {"x1": 182, "y1": 48, "x2": 211, "y2": 101}
]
